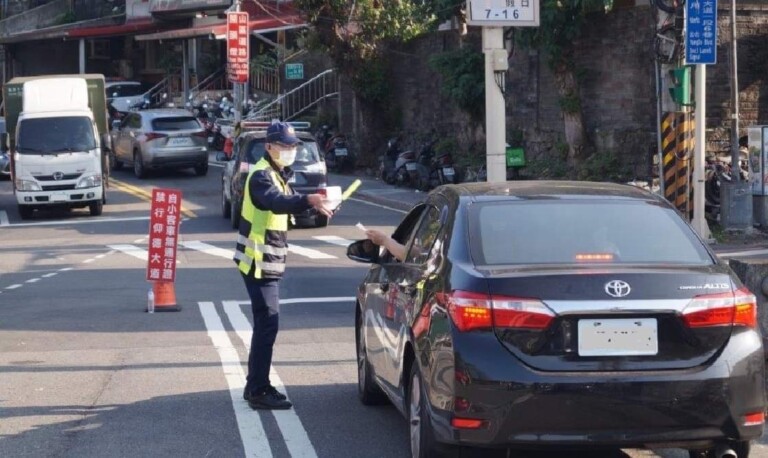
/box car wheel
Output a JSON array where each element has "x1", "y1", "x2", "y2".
[
  {"x1": 315, "y1": 214, "x2": 329, "y2": 228},
  {"x1": 356, "y1": 310, "x2": 388, "y2": 405},
  {"x1": 89, "y1": 200, "x2": 103, "y2": 216},
  {"x1": 133, "y1": 150, "x2": 146, "y2": 179},
  {"x1": 194, "y1": 162, "x2": 208, "y2": 177},
  {"x1": 408, "y1": 362, "x2": 444, "y2": 458},
  {"x1": 112, "y1": 153, "x2": 123, "y2": 171},
  {"x1": 18, "y1": 205, "x2": 33, "y2": 220},
  {"x1": 688, "y1": 441, "x2": 750, "y2": 458},
  {"x1": 222, "y1": 184, "x2": 231, "y2": 219},
  {"x1": 231, "y1": 199, "x2": 241, "y2": 230}
]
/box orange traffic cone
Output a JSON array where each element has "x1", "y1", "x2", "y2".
[{"x1": 152, "y1": 281, "x2": 181, "y2": 312}]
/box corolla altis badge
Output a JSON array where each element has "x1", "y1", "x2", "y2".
[
  {"x1": 678, "y1": 283, "x2": 730, "y2": 290},
  {"x1": 53, "y1": 171, "x2": 64, "y2": 180},
  {"x1": 604, "y1": 280, "x2": 631, "y2": 298}
]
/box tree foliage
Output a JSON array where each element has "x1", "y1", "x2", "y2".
[{"x1": 429, "y1": 48, "x2": 484, "y2": 123}]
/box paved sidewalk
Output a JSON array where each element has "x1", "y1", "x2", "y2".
[{"x1": 329, "y1": 171, "x2": 768, "y2": 255}]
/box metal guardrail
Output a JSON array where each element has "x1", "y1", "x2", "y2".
[
  {"x1": 190, "y1": 69, "x2": 226, "y2": 97},
  {"x1": 246, "y1": 69, "x2": 338, "y2": 122},
  {"x1": 251, "y1": 64, "x2": 279, "y2": 95}
]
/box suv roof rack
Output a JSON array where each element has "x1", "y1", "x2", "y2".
[{"x1": 240, "y1": 121, "x2": 311, "y2": 132}]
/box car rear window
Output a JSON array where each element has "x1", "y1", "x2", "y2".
[
  {"x1": 469, "y1": 200, "x2": 713, "y2": 265},
  {"x1": 151, "y1": 117, "x2": 200, "y2": 131},
  {"x1": 246, "y1": 139, "x2": 266, "y2": 163},
  {"x1": 108, "y1": 84, "x2": 144, "y2": 98},
  {"x1": 295, "y1": 141, "x2": 320, "y2": 164}
]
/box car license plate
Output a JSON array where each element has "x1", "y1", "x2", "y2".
[
  {"x1": 443, "y1": 167, "x2": 455, "y2": 176},
  {"x1": 167, "y1": 137, "x2": 193, "y2": 147},
  {"x1": 578, "y1": 318, "x2": 658, "y2": 356},
  {"x1": 406, "y1": 162, "x2": 417, "y2": 171},
  {"x1": 51, "y1": 193, "x2": 67, "y2": 202},
  {"x1": 335, "y1": 148, "x2": 348, "y2": 157}
]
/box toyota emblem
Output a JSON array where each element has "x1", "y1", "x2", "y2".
[
  {"x1": 604, "y1": 280, "x2": 631, "y2": 298},
  {"x1": 53, "y1": 171, "x2": 64, "y2": 181}
]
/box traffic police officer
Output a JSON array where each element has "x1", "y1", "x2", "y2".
[{"x1": 234, "y1": 121, "x2": 331, "y2": 410}]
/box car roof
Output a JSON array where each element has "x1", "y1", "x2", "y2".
[
  {"x1": 434, "y1": 181, "x2": 659, "y2": 203},
  {"x1": 239, "y1": 130, "x2": 316, "y2": 142},
  {"x1": 137, "y1": 109, "x2": 197, "y2": 118}
]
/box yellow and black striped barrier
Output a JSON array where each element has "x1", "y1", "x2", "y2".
[{"x1": 662, "y1": 112, "x2": 694, "y2": 219}]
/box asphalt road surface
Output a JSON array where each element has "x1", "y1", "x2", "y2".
[{"x1": 1, "y1": 164, "x2": 766, "y2": 457}]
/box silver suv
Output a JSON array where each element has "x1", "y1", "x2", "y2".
[{"x1": 111, "y1": 109, "x2": 209, "y2": 178}]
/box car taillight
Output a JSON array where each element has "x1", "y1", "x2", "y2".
[
  {"x1": 440, "y1": 290, "x2": 554, "y2": 332},
  {"x1": 744, "y1": 412, "x2": 765, "y2": 427},
  {"x1": 144, "y1": 133, "x2": 167, "y2": 141},
  {"x1": 681, "y1": 287, "x2": 757, "y2": 328}
]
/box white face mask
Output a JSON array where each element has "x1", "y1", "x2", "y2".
[{"x1": 271, "y1": 146, "x2": 297, "y2": 167}]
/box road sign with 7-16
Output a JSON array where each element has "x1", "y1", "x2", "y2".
[{"x1": 466, "y1": 0, "x2": 540, "y2": 27}]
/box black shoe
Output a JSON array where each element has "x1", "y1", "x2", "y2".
[
  {"x1": 244, "y1": 385, "x2": 287, "y2": 401},
  {"x1": 247, "y1": 390, "x2": 292, "y2": 410}
]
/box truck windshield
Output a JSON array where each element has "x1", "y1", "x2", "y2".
[{"x1": 17, "y1": 116, "x2": 96, "y2": 154}]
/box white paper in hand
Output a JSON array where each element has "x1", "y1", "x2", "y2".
[{"x1": 356, "y1": 222, "x2": 367, "y2": 233}]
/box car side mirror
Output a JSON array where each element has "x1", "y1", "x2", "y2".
[
  {"x1": 216, "y1": 151, "x2": 230, "y2": 162},
  {"x1": 347, "y1": 239, "x2": 379, "y2": 264}
]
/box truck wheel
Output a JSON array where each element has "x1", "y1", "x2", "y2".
[
  {"x1": 133, "y1": 151, "x2": 146, "y2": 179},
  {"x1": 18, "y1": 205, "x2": 33, "y2": 220},
  {"x1": 231, "y1": 199, "x2": 241, "y2": 229},
  {"x1": 89, "y1": 200, "x2": 103, "y2": 216},
  {"x1": 315, "y1": 215, "x2": 329, "y2": 228},
  {"x1": 222, "y1": 182, "x2": 231, "y2": 219}
]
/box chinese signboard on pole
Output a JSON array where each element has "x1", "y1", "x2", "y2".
[
  {"x1": 146, "y1": 188, "x2": 182, "y2": 283},
  {"x1": 227, "y1": 11, "x2": 250, "y2": 83},
  {"x1": 685, "y1": 0, "x2": 717, "y2": 65}
]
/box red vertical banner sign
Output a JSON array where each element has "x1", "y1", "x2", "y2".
[
  {"x1": 146, "y1": 188, "x2": 182, "y2": 283},
  {"x1": 227, "y1": 11, "x2": 250, "y2": 83}
]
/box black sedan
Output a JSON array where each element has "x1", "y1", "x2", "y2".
[{"x1": 347, "y1": 181, "x2": 766, "y2": 458}]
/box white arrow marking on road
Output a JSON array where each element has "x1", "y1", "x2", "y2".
[
  {"x1": 312, "y1": 235, "x2": 355, "y2": 247},
  {"x1": 108, "y1": 244, "x2": 148, "y2": 261},
  {"x1": 287, "y1": 244, "x2": 336, "y2": 260},
  {"x1": 179, "y1": 241, "x2": 234, "y2": 259},
  {"x1": 223, "y1": 300, "x2": 318, "y2": 458},
  {"x1": 0, "y1": 210, "x2": 9, "y2": 226},
  {"x1": 198, "y1": 301, "x2": 274, "y2": 458}
]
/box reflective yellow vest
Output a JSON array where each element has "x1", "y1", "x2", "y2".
[{"x1": 234, "y1": 158, "x2": 289, "y2": 279}]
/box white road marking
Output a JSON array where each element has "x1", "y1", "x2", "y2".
[
  {"x1": 42, "y1": 273, "x2": 58, "y2": 278},
  {"x1": 133, "y1": 238, "x2": 146, "y2": 244},
  {"x1": 4, "y1": 216, "x2": 151, "y2": 228},
  {"x1": 222, "y1": 301, "x2": 318, "y2": 458},
  {"x1": 6, "y1": 284, "x2": 22, "y2": 290},
  {"x1": 95, "y1": 254, "x2": 107, "y2": 259},
  {"x1": 25, "y1": 278, "x2": 40, "y2": 283},
  {"x1": 108, "y1": 244, "x2": 148, "y2": 261},
  {"x1": 59, "y1": 267, "x2": 74, "y2": 272},
  {"x1": 312, "y1": 235, "x2": 355, "y2": 247},
  {"x1": 198, "y1": 302, "x2": 273, "y2": 458},
  {"x1": 348, "y1": 197, "x2": 408, "y2": 214},
  {"x1": 717, "y1": 248, "x2": 768, "y2": 259},
  {"x1": 82, "y1": 259, "x2": 95, "y2": 264},
  {"x1": 287, "y1": 244, "x2": 336, "y2": 260},
  {"x1": 0, "y1": 210, "x2": 9, "y2": 226},
  {"x1": 179, "y1": 241, "x2": 234, "y2": 259}
]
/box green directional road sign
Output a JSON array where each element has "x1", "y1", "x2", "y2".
[{"x1": 285, "y1": 63, "x2": 304, "y2": 80}]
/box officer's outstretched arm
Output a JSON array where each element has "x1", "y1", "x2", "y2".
[{"x1": 249, "y1": 171, "x2": 311, "y2": 215}]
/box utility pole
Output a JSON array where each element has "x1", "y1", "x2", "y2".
[
  {"x1": 729, "y1": 0, "x2": 740, "y2": 180},
  {"x1": 233, "y1": 0, "x2": 242, "y2": 125},
  {"x1": 467, "y1": 0, "x2": 539, "y2": 182}
]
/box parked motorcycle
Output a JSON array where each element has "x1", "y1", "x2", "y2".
[
  {"x1": 704, "y1": 152, "x2": 750, "y2": 222},
  {"x1": 325, "y1": 134, "x2": 355, "y2": 173},
  {"x1": 412, "y1": 139, "x2": 459, "y2": 191},
  {"x1": 379, "y1": 136, "x2": 416, "y2": 186}
]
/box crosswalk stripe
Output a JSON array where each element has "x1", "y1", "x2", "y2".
[
  {"x1": 312, "y1": 235, "x2": 355, "y2": 247},
  {"x1": 179, "y1": 241, "x2": 234, "y2": 259},
  {"x1": 198, "y1": 302, "x2": 273, "y2": 457},
  {"x1": 108, "y1": 244, "x2": 148, "y2": 261},
  {"x1": 287, "y1": 244, "x2": 336, "y2": 259},
  {"x1": 222, "y1": 301, "x2": 318, "y2": 458}
]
